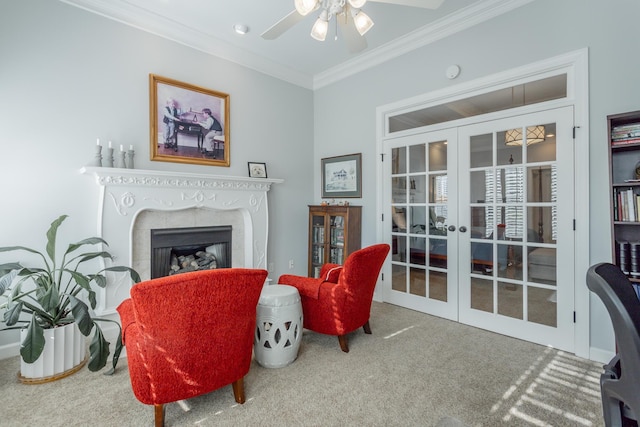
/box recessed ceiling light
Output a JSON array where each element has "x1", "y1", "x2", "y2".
[{"x1": 234, "y1": 24, "x2": 249, "y2": 35}]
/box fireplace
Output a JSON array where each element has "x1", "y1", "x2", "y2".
[
  {"x1": 81, "y1": 166, "x2": 282, "y2": 315},
  {"x1": 150, "y1": 225, "x2": 232, "y2": 278}
]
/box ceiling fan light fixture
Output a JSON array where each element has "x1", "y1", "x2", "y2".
[
  {"x1": 295, "y1": 0, "x2": 319, "y2": 16},
  {"x1": 353, "y1": 10, "x2": 374, "y2": 36},
  {"x1": 348, "y1": 0, "x2": 367, "y2": 8},
  {"x1": 310, "y1": 11, "x2": 329, "y2": 41},
  {"x1": 505, "y1": 125, "x2": 546, "y2": 146}
]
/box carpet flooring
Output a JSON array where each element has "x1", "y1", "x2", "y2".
[{"x1": 0, "y1": 301, "x2": 605, "y2": 426}]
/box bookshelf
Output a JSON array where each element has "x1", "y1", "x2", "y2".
[
  {"x1": 308, "y1": 205, "x2": 361, "y2": 278},
  {"x1": 609, "y1": 110, "x2": 640, "y2": 282}
]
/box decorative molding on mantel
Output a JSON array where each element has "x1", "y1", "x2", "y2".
[
  {"x1": 80, "y1": 166, "x2": 283, "y2": 191},
  {"x1": 80, "y1": 166, "x2": 283, "y2": 315}
]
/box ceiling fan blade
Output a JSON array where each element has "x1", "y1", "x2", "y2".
[
  {"x1": 261, "y1": 10, "x2": 306, "y2": 40},
  {"x1": 337, "y1": 12, "x2": 367, "y2": 54},
  {"x1": 368, "y1": 0, "x2": 445, "y2": 9}
]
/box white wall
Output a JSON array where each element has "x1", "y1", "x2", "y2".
[
  {"x1": 313, "y1": 0, "x2": 640, "y2": 359},
  {"x1": 0, "y1": 0, "x2": 314, "y2": 355}
]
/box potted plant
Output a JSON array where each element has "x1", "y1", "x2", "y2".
[{"x1": 0, "y1": 215, "x2": 140, "y2": 381}]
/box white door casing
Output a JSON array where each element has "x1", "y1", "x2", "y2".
[{"x1": 375, "y1": 49, "x2": 589, "y2": 358}]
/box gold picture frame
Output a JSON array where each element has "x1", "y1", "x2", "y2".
[{"x1": 150, "y1": 74, "x2": 230, "y2": 166}]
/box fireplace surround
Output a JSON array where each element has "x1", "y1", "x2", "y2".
[{"x1": 81, "y1": 166, "x2": 282, "y2": 315}]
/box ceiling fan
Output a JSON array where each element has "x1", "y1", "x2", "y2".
[{"x1": 261, "y1": 0, "x2": 445, "y2": 53}]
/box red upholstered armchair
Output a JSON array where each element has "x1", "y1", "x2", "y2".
[
  {"x1": 116, "y1": 268, "x2": 268, "y2": 427},
  {"x1": 278, "y1": 244, "x2": 390, "y2": 353}
]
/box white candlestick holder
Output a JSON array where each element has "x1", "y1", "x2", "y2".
[{"x1": 126, "y1": 149, "x2": 135, "y2": 169}]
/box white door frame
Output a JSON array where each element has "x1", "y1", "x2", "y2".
[{"x1": 375, "y1": 49, "x2": 590, "y2": 359}]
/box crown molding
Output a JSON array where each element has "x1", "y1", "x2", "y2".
[
  {"x1": 60, "y1": 0, "x2": 532, "y2": 91},
  {"x1": 313, "y1": 0, "x2": 535, "y2": 89}
]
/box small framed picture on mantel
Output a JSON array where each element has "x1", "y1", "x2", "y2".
[{"x1": 248, "y1": 162, "x2": 267, "y2": 178}]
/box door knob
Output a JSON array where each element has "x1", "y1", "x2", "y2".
[
  {"x1": 448, "y1": 225, "x2": 456, "y2": 232},
  {"x1": 459, "y1": 226, "x2": 467, "y2": 233}
]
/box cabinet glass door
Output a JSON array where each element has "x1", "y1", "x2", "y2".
[
  {"x1": 329, "y1": 214, "x2": 345, "y2": 264},
  {"x1": 310, "y1": 213, "x2": 326, "y2": 277},
  {"x1": 384, "y1": 129, "x2": 459, "y2": 320}
]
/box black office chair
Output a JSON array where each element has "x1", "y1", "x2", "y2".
[{"x1": 586, "y1": 263, "x2": 640, "y2": 426}]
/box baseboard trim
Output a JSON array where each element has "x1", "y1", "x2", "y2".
[
  {"x1": 590, "y1": 346, "x2": 614, "y2": 364},
  {"x1": 0, "y1": 342, "x2": 19, "y2": 360}
]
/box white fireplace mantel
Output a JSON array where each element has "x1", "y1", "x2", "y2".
[{"x1": 81, "y1": 166, "x2": 283, "y2": 313}]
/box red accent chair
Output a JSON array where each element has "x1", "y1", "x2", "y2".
[
  {"x1": 116, "y1": 268, "x2": 268, "y2": 427},
  {"x1": 278, "y1": 244, "x2": 390, "y2": 353}
]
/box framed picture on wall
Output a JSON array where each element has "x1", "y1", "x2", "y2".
[
  {"x1": 321, "y1": 153, "x2": 362, "y2": 198},
  {"x1": 149, "y1": 74, "x2": 230, "y2": 167}
]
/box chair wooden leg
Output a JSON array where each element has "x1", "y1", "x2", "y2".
[
  {"x1": 363, "y1": 321, "x2": 372, "y2": 334},
  {"x1": 154, "y1": 404, "x2": 165, "y2": 427},
  {"x1": 338, "y1": 335, "x2": 349, "y2": 353},
  {"x1": 232, "y1": 378, "x2": 246, "y2": 404}
]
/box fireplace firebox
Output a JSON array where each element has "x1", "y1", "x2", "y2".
[{"x1": 150, "y1": 226, "x2": 232, "y2": 279}]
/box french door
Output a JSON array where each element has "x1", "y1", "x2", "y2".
[
  {"x1": 385, "y1": 128, "x2": 459, "y2": 320},
  {"x1": 383, "y1": 107, "x2": 575, "y2": 351}
]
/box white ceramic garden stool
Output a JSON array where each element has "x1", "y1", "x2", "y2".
[{"x1": 254, "y1": 284, "x2": 303, "y2": 368}]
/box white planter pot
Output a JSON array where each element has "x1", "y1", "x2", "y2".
[{"x1": 19, "y1": 322, "x2": 87, "y2": 384}]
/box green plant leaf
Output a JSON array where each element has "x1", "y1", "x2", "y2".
[
  {"x1": 0, "y1": 246, "x2": 41, "y2": 255},
  {"x1": 68, "y1": 295, "x2": 93, "y2": 336},
  {"x1": 19, "y1": 299, "x2": 55, "y2": 326},
  {"x1": 105, "y1": 328, "x2": 123, "y2": 375},
  {"x1": 88, "y1": 324, "x2": 110, "y2": 372},
  {"x1": 0, "y1": 270, "x2": 18, "y2": 295},
  {"x1": 67, "y1": 270, "x2": 91, "y2": 292},
  {"x1": 7, "y1": 281, "x2": 24, "y2": 303},
  {"x1": 87, "y1": 289, "x2": 97, "y2": 310},
  {"x1": 39, "y1": 282, "x2": 60, "y2": 312},
  {"x1": 73, "y1": 251, "x2": 113, "y2": 264},
  {"x1": 20, "y1": 317, "x2": 45, "y2": 364},
  {"x1": 91, "y1": 274, "x2": 107, "y2": 288},
  {"x1": 0, "y1": 263, "x2": 23, "y2": 275},
  {"x1": 66, "y1": 237, "x2": 108, "y2": 255},
  {"x1": 104, "y1": 266, "x2": 141, "y2": 284},
  {"x1": 0, "y1": 249, "x2": 47, "y2": 271},
  {"x1": 45, "y1": 215, "x2": 68, "y2": 264},
  {"x1": 17, "y1": 267, "x2": 48, "y2": 276},
  {"x1": 34, "y1": 275, "x2": 50, "y2": 298},
  {"x1": 3, "y1": 301, "x2": 23, "y2": 326}
]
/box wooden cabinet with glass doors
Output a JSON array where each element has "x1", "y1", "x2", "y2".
[
  {"x1": 609, "y1": 110, "x2": 640, "y2": 282},
  {"x1": 308, "y1": 205, "x2": 361, "y2": 278}
]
